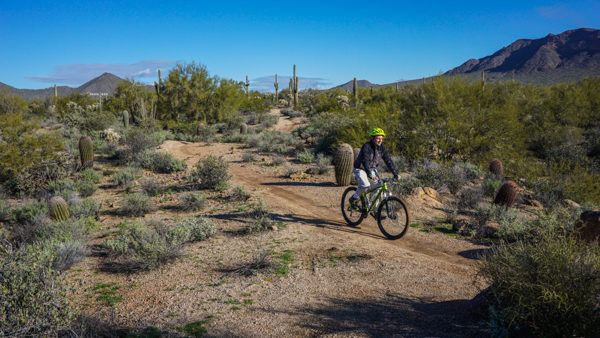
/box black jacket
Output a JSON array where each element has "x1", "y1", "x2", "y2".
[{"x1": 353, "y1": 140, "x2": 398, "y2": 177}]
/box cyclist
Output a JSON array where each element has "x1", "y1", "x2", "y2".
[{"x1": 350, "y1": 127, "x2": 399, "y2": 208}]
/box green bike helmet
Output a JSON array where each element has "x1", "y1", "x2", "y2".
[{"x1": 369, "y1": 127, "x2": 386, "y2": 137}]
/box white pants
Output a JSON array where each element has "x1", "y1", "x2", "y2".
[{"x1": 351, "y1": 168, "x2": 371, "y2": 199}]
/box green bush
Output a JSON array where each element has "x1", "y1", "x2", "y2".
[
  {"x1": 70, "y1": 198, "x2": 100, "y2": 219},
  {"x1": 179, "y1": 192, "x2": 206, "y2": 211},
  {"x1": 456, "y1": 186, "x2": 483, "y2": 210},
  {"x1": 229, "y1": 186, "x2": 250, "y2": 201},
  {"x1": 296, "y1": 149, "x2": 315, "y2": 164},
  {"x1": 246, "y1": 131, "x2": 302, "y2": 155},
  {"x1": 76, "y1": 169, "x2": 101, "y2": 197},
  {"x1": 174, "y1": 217, "x2": 216, "y2": 242},
  {"x1": 307, "y1": 153, "x2": 332, "y2": 175},
  {"x1": 189, "y1": 155, "x2": 230, "y2": 190},
  {"x1": 0, "y1": 243, "x2": 76, "y2": 336},
  {"x1": 102, "y1": 218, "x2": 215, "y2": 272},
  {"x1": 241, "y1": 152, "x2": 256, "y2": 163},
  {"x1": 139, "y1": 150, "x2": 187, "y2": 173},
  {"x1": 111, "y1": 167, "x2": 138, "y2": 188},
  {"x1": 102, "y1": 220, "x2": 182, "y2": 272},
  {"x1": 482, "y1": 233, "x2": 600, "y2": 337},
  {"x1": 140, "y1": 178, "x2": 163, "y2": 196},
  {"x1": 482, "y1": 175, "x2": 503, "y2": 198},
  {"x1": 120, "y1": 193, "x2": 153, "y2": 216}
]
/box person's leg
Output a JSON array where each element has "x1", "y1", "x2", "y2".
[{"x1": 351, "y1": 168, "x2": 370, "y2": 200}]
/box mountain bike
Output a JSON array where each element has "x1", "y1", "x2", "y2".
[{"x1": 340, "y1": 175, "x2": 410, "y2": 240}]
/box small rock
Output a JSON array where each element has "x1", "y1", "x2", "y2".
[
  {"x1": 523, "y1": 196, "x2": 544, "y2": 209},
  {"x1": 270, "y1": 225, "x2": 279, "y2": 231},
  {"x1": 562, "y1": 199, "x2": 581, "y2": 209},
  {"x1": 423, "y1": 187, "x2": 440, "y2": 201}
]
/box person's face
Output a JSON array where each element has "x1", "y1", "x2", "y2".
[{"x1": 373, "y1": 135, "x2": 384, "y2": 146}]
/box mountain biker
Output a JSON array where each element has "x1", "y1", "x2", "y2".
[{"x1": 350, "y1": 127, "x2": 399, "y2": 208}]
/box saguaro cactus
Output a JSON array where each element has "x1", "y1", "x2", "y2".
[
  {"x1": 240, "y1": 123, "x2": 248, "y2": 134},
  {"x1": 334, "y1": 143, "x2": 354, "y2": 186},
  {"x1": 352, "y1": 77, "x2": 358, "y2": 104},
  {"x1": 494, "y1": 180, "x2": 519, "y2": 207},
  {"x1": 122, "y1": 110, "x2": 129, "y2": 128},
  {"x1": 292, "y1": 64, "x2": 299, "y2": 108},
  {"x1": 489, "y1": 159, "x2": 504, "y2": 177},
  {"x1": 274, "y1": 74, "x2": 279, "y2": 102},
  {"x1": 49, "y1": 196, "x2": 70, "y2": 221},
  {"x1": 245, "y1": 75, "x2": 250, "y2": 96},
  {"x1": 79, "y1": 136, "x2": 94, "y2": 168}
]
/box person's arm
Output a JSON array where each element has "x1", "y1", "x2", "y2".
[{"x1": 382, "y1": 146, "x2": 399, "y2": 178}]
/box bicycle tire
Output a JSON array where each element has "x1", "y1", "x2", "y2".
[
  {"x1": 377, "y1": 196, "x2": 409, "y2": 239},
  {"x1": 341, "y1": 186, "x2": 365, "y2": 227}
]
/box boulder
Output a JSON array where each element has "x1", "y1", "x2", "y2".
[{"x1": 423, "y1": 187, "x2": 440, "y2": 201}]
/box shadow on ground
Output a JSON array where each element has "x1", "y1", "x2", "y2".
[
  {"x1": 262, "y1": 181, "x2": 338, "y2": 187},
  {"x1": 270, "y1": 293, "x2": 489, "y2": 337}
]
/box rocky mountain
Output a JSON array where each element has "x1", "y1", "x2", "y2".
[
  {"x1": 1, "y1": 72, "x2": 126, "y2": 100},
  {"x1": 445, "y1": 28, "x2": 600, "y2": 84},
  {"x1": 334, "y1": 79, "x2": 379, "y2": 91}
]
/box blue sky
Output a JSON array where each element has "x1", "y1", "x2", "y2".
[{"x1": 1, "y1": 0, "x2": 599, "y2": 91}]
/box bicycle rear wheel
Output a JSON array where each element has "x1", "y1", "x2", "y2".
[
  {"x1": 377, "y1": 196, "x2": 409, "y2": 239},
  {"x1": 341, "y1": 187, "x2": 365, "y2": 227}
]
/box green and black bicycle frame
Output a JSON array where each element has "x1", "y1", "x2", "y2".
[{"x1": 359, "y1": 180, "x2": 389, "y2": 214}]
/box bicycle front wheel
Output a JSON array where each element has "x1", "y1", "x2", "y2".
[
  {"x1": 377, "y1": 196, "x2": 409, "y2": 239},
  {"x1": 341, "y1": 187, "x2": 365, "y2": 227}
]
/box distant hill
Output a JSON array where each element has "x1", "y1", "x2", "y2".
[
  {"x1": 334, "y1": 79, "x2": 379, "y2": 91},
  {"x1": 445, "y1": 28, "x2": 600, "y2": 84},
  {"x1": 1, "y1": 72, "x2": 126, "y2": 100}
]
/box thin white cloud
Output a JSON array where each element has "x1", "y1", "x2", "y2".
[
  {"x1": 251, "y1": 75, "x2": 332, "y2": 92},
  {"x1": 27, "y1": 60, "x2": 176, "y2": 85}
]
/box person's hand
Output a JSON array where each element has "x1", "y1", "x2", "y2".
[{"x1": 368, "y1": 170, "x2": 377, "y2": 180}]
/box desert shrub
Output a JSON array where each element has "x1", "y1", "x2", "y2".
[
  {"x1": 245, "y1": 215, "x2": 274, "y2": 234},
  {"x1": 414, "y1": 160, "x2": 468, "y2": 194},
  {"x1": 140, "y1": 178, "x2": 163, "y2": 196},
  {"x1": 70, "y1": 198, "x2": 100, "y2": 219},
  {"x1": 481, "y1": 233, "x2": 600, "y2": 337},
  {"x1": 474, "y1": 205, "x2": 524, "y2": 241},
  {"x1": 79, "y1": 168, "x2": 102, "y2": 184},
  {"x1": 482, "y1": 175, "x2": 503, "y2": 198},
  {"x1": 51, "y1": 239, "x2": 89, "y2": 271},
  {"x1": 120, "y1": 193, "x2": 153, "y2": 216},
  {"x1": 391, "y1": 175, "x2": 422, "y2": 196},
  {"x1": 296, "y1": 149, "x2": 315, "y2": 164},
  {"x1": 189, "y1": 155, "x2": 230, "y2": 190},
  {"x1": 247, "y1": 199, "x2": 269, "y2": 219},
  {"x1": 11, "y1": 200, "x2": 48, "y2": 226},
  {"x1": 221, "y1": 133, "x2": 249, "y2": 143},
  {"x1": 111, "y1": 167, "x2": 138, "y2": 188},
  {"x1": 452, "y1": 162, "x2": 481, "y2": 181},
  {"x1": 529, "y1": 177, "x2": 566, "y2": 208},
  {"x1": 456, "y1": 186, "x2": 483, "y2": 210},
  {"x1": 102, "y1": 221, "x2": 182, "y2": 272},
  {"x1": 270, "y1": 155, "x2": 286, "y2": 166},
  {"x1": 121, "y1": 128, "x2": 166, "y2": 161},
  {"x1": 46, "y1": 178, "x2": 77, "y2": 200},
  {"x1": 76, "y1": 169, "x2": 101, "y2": 197},
  {"x1": 179, "y1": 192, "x2": 206, "y2": 211},
  {"x1": 102, "y1": 218, "x2": 214, "y2": 272},
  {"x1": 35, "y1": 217, "x2": 96, "y2": 244},
  {"x1": 76, "y1": 180, "x2": 96, "y2": 197},
  {"x1": 306, "y1": 153, "x2": 331, "y2": 175},
  {"x1": 246, "y1": 131, "x2": 302, "y2": 155},
  {"x1": 241, "y1": 152, "x2": 256, "y2": 163},
  {"x1": 281, "y1": 108, "x2": 303, "y2": 118},
  {"x1": 0, "y1": 244, "x2": 76, "y2": 336},
  {"x1": 195, "y1": 123, "x2": 218, "y2": 142},
  {"x1": 260, "y1": 114, "x2": 278, "y2": 128},
  {"x1": 174, "y1": 217, "x2": 216, "y2": 242},
  {"x1": 229, "y1": 186, "x2": 250, "y2": 201},
  {"x1": 139, "y1": 150, "x2": 186, "y2": 173}
]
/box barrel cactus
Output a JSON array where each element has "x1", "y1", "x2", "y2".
[
  {"x1": 79, "y1": 136, "x2": 94, "y2": 168},
  {"x1": 334, "y1": 143, "x2": 354, "y2": 186},
  {"x1": 489, "y1": 159, "x2": 503, "y2": 177},
  {"x1": 240, "y1": 123, "x2": 248, "y2": 134},
  {"x1": 49, "y1": 196, "x2": 70, "y2": 221},
  {"x1": 493, "y1": 180, "x2": 519, "y2": 207},
  {"x1": 122, "y1": 110, "x2": 129, "y2": 128}
]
